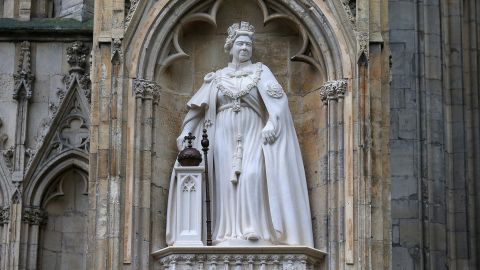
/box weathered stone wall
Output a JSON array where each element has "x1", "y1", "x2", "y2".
[
  {"x1": 39, "y1": 170, "x2": 88, "y2": 269},
  {"x1": 389, "y1": 0, "x2": 480, "y2": 269},
  {"x1": 0, "y1": 4, "x2": 92, "y2": 268},
  {"x1": 1, "y1": 0, "x2": 93, "y2": 20}
]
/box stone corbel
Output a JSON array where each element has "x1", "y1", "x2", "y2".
[
  {"x1": 13, "y1": 41, "x2": 34, "y2": 100},
  {"x1": 111, "y1": 38, "x2": 123, "y2": 62},
  {"x1": 358, "y1": 32, "x2": 369, "y2": 60},
  {"x1": 22, "y1": 206, "x2": 48, "y2": 226},
  {"x1": 319, "y1": 79, "x2": 347, "y2": 104}
]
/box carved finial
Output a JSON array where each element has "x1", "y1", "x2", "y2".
[
  {"x1": 66, "y1": 41, "x2": 89, "y2": 74},
  {"x1": 13, "y1": 41, "x2": 34, "y2": 100}
]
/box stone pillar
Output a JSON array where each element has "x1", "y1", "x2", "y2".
[
  {"x1": 88, "y1": 0, "x2": 126, "y2": 267},
  {"x1": 171, "y1": 166, "x2": 204, "y2": 246},
  {"x1": 22, "y1": 206, "x2": 47, "y2": 270},
  {"x1": 2, "y1": 40, "x2": 35, "y2": 270},
  {"x1": 124, "y1": 78, "x2": 160, "y2": 268},
  {"x1": 320, "y1": 79, "x2": 347, "y2": 270}
]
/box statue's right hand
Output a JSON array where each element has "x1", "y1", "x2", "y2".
[{"x1": 176, "y1": 134, "x2": 186, "y2": 151}]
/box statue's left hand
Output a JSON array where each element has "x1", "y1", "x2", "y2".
[{"x1": 262, "y1": 121, "x2": 276, "y2": 144}]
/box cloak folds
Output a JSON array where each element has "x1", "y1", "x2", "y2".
[{"x1": 166, "y1": 63, "x2": 314, "y2": 247}]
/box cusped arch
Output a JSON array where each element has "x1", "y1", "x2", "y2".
[
  {"x1": 126, "y1": 0, "x2": 355, "y2": 82},
  {"x1": 23, "y1": 149, "x2": 88, "y2": 207}
]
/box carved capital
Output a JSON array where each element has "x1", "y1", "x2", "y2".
[
  {"x1": 23, "y1": 206, "x2": 48, "y2": 226},
  {"x1": 133, "y1": 79, "x2": 160, "y2": 100},
  {"x1": 13, "y1": 41, "x2": 34, "y2": 100},
  {"x1": 66, "y1": 41, "x2": 89, "y2": 74},
  {"x1": 0, "y1": 206, "x2": 10, "y2": 225},
  {"x1": 319, "y1": 79, "x2": 348, "y2": 104}
]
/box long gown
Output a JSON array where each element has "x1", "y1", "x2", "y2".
[{"x1": 212, "y1": 62, "x2": 275, "y2": 244}]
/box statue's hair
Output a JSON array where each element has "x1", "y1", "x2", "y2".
[{"x1": 224, "y1": 21, "x2": 255, "y2": 53}]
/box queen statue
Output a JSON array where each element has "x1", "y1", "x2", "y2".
[{"x1": 166, "y1": 21, "x2": 314, "y2": 247}]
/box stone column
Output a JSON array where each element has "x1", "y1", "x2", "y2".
[
  {"x1": 320, "y1": 79, "x2": 347, "y2": 270},
  {"x1": 3, "y1": 40, "x2": 35, "y2": 270},
  {"x1": 22, "y1": 206, "x2": 47, "y2": 270},
  {"x1": 88, "y1": 0, "x2": 126, "y2": 266},
  {"x1": 127, "y1": 78, "x2": 160, "y2": 268},
  {"x1": 0, "y1": 206, "x2": 9, "y2": 269}
]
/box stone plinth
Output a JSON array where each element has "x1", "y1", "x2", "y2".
[
  {"x1": 172, "y1": 166, "x2": 205, "y2": 246},
  {"x1": 152, "y1": 246, "x2": 326, "y2": 270}
]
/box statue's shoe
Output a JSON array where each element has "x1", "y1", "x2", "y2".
[{"x1": 243, "y1": 232, "x2": 260, "y2": 241}]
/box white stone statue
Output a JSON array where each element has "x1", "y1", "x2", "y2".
[{"x1": 166, "y1": 21, "x2": 314, "y2": 247}]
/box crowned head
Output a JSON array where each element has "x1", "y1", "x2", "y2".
[{"x1": 224, "y1": 21, "x2": 255, "y2": 53}]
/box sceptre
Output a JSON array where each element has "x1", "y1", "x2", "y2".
[{"x1": 201, "y1": 129, "x2": 213, "y2": 246}]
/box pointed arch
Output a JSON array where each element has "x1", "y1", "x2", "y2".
[
  {"x1": 23, "y1": 149, "x2": 88, "y2": 206},
  {"x1": 125, "y1": 0, "x2": 356, "y2": 81}
]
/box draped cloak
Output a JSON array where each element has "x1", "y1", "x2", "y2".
[{"x1": 166, "y1": 62, "x2": 314, "y2": 247}]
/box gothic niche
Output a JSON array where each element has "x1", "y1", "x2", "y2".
[
  {"x1": 38, "y1": 169, "x2": 88, "y2": 269},
  {"x1": 150, "y1": 0, "x2": 328, "y2": 249}
]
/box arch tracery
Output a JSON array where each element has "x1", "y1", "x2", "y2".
[{"x1": 126, "y1": 0, "x2": 354, "y2": 83}]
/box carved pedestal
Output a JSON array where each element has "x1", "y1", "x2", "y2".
[
  {"x1": 152, "y1": 246, "x2": 326, "y2": 270},
  {"x1": 172, "y1": 166, "x2": 205, "y2": 246}
]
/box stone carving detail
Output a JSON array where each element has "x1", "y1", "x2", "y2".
[
  {"x1": 2, "y1": 146, "x2": 14, "y2": 172},
  {"x1": 157, "y1": 0, "x2": 321, "y2": 73},
  {"x1": 133, "y1": 78, "x2": 160, "y2": 100},
  {"x1": 45, "y1": 98, "x2": 90, "y2": 161},
  {"x1": 341, "y1": 0, "x2": 356, "y2": 25},
  {"x1": 65, "y1": 41, "x2": 91, "y2": 102},
  {"x1": 124, "y1": 0, "x2": 139, "y2": 30},
  {"x1": 111, "y1": 38, "x2": 123, "y2": 61},
  {"x1": 0, "y1": 118, "x2": 8, "y2": 150},
  {"x1": 0, "y1": 206, "x2": 9, "y2": 225},
  {"x1": 13, "y1": 41, "x2": 34, "y2": 100},
  {"x1": 157, "y1": 253, "x2": 320, "y2": 270},
  {"x1": 67, "y1": 41, "x2": 89, "y2": 72},
  {"x1": 358, "y1": 32, "x2": 369, "y2": 57},
  {"x1": 320, "y1": 79, "x2": 347, "y2": 104},
  {"x1": 23, "y1": 206, "x2": 48, "y2": 226},
  {"x1": 26, "y1": 41, "x2": 92, "y2": 172},
  {"x1": 167, "y1": 22, "x2": 313, "y2": 247},
  {"x1": 182, "y1": 177, "x2": 196, "y2": 192}
]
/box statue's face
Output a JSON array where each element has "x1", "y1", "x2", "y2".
[{"x1": 230, "y1": 35, "x2": 252, "y2": 63}]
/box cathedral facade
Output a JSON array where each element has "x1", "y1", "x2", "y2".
[{"x1": 0, "y1": 0, "x2": 478, "y2": 269}]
